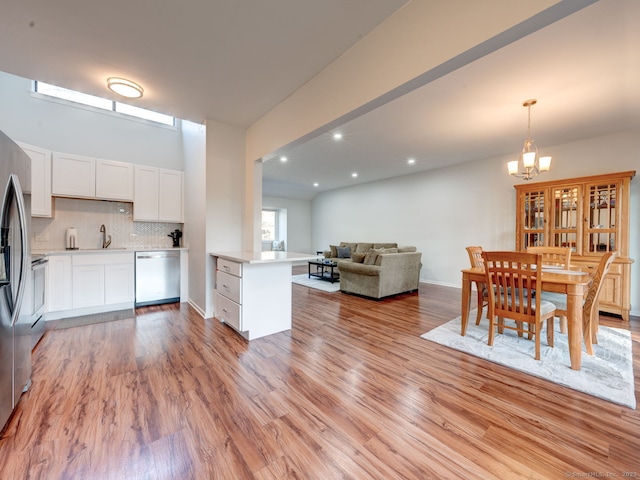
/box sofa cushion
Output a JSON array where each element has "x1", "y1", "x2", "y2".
[
  {"x1": 373, "y1": 243, "x2": 398, "y2": 249},
  {"x1": 355, "y1": 243, "x2": 373, "y2": 253},
  {"x1": 337, "y1": 246, "x2": 351, "y2": 258},
  {"x1": 374, "y1": 247, "x2": 399, "y2": 266},
  {"x1": 340, "y1": 242, "x2": 358, "y2": 252},
  {"x1": 398, "y1": 246, "x2": 417, "y2": 253},
  {"x1": 351, "y1": 252, "x2": 366, "y2": 263},
  {"x1": 364, "y1": 248, "x2": 384, "y2": 265},
  {"x1": 329, "y1": 245, "x2": 339, "y2": 258}
]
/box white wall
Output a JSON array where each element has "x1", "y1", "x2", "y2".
[
  {"x1": 0, "y1": 71, "x2": 183, "y2": 170},
  {"x1": 205, "y1": 120, "x2": 246, "y2": 317},
  {"x1": 182, "y1": 120, "x2": 207, "y2": 315},
  {"x1": 263, "y1": 196, "x2": 313, "y2": 254},
  {"x1": 312, "y1": 132, "x2": 639, "y2": 315}
]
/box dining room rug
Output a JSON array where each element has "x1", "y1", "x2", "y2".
[
  {"x1": 421, "y1": 309, "x2": 636, "y2": 409},
  {"x1": 291, "y1": 274, "x2": 340, "y2": 293}
]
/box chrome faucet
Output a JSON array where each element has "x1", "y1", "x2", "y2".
[{"x1": 100, "y1": 224, "x2": 112, "y2": 249}]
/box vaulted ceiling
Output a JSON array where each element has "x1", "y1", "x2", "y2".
[{"x1": 1, "y1": 1, "x2": 637, "y2": 201}]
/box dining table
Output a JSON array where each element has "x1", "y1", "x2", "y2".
[{"x1": 460, "y1": 265, "x2": 594, "y2": 370}]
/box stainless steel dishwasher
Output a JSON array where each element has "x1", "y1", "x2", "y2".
[{"x1": 135, "y1": 250, "x2": 180, "y2": 307}]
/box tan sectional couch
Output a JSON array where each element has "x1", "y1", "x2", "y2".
[{"x1": 322, "y1": 242, "x2": 422, "y2": 299}]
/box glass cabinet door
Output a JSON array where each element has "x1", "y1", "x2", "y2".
[
  {"x1": 550, "y1": 185, "x2": 579, "y2": 253},
  {"x1": 520, "y1": 188, "x2": 546, "y2": 249},
  {"x1": 585, "y1": 181, "x2": 619, "y2": 254}
]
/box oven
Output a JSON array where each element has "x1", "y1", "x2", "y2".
[{"x1": 31, "y1": 255, "x2": 47, "y2": 349}]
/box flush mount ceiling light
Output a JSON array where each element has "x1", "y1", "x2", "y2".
[
  {"x1": 107, "y1": 77, "x2": 144, "y2": 99},
  {"x1": 508, "y1": 99, "x2": 551, "y2": 181},
  {"x1": 333, "y1": 132, "x2": 343, "y2": 140}
]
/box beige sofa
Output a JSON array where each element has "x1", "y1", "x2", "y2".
[{"x1": 321, "y1": 242, "x2": 422, "y2": 299}]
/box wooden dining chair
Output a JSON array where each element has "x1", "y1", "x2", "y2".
[
  {"x1": 527, "y1": 246, "x2": 572, "y2": 332},
  {"x1": 465, "y1": 246, "x2": 487, "y2": 325},
  {"x1": 526, "y1": 246, "x2": 572, "y2": 268},
  {"x1": 540, "y1": 252, "x2": 617, "y2": 354},
  {"x1": 482, "y1": 251, "x2": 557, "y2": 360}
]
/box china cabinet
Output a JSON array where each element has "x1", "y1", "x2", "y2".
[{"x1": 515, "y1": 171, "x2": 635, "y2": 320}]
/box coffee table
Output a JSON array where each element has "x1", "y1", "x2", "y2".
[{"x1": 308, "y1": 260, "x2": 340, "y2": 283}]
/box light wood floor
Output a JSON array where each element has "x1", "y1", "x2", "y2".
[{"x1": 1, "y1": 277, "x2": 638, "y2": 479}]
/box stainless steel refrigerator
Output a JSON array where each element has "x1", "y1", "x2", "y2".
[{"x1": 0, "y1": 130, "x2": 31, "y2": 431}]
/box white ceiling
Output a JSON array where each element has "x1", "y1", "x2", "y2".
[
  {"x1": 0, "y1": 0, "x2": 407, "y2": 126},
  {"x1": 263, "y1": 0, "x2": 640, "y2": 200},
  {"x1": 1, "y1": 1, "x2": 638, "y2": 202}
]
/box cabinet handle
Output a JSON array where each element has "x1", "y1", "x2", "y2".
[
  {"x1": 222, "y1": 284, "x2": 229, "y2": 289},
  {"x1": 222, "y1": 308, "x2": 228, "y2": 314},
  {"x1": 223, "y1": 266, "x2": 230, "y2": 271}
]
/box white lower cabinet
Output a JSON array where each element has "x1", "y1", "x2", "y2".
[
  {"x1": 47, "y1": 255, "x2": 72, "y2": 312},
  {"x1": 72, "y1": 253, "x2": 134, "y2": 309},
  {"x1": 72, "y1": 264, "x2": 105, "y2": 308},
  {"x1": 214, "y1": 256, "x2": 292, "y2": 340},
  {"x1": 105, "y1": 263, "x2": 135, "y2": 304},
  {"x1": 46, "y1": 253, "x2": 134, "y2": 319}
]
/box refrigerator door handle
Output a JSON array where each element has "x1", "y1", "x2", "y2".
[{"x1": 1, "y1": 174, "x2": 28, "y2": 327}]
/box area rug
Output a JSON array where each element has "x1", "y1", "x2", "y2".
[
  {"x1": 421, "y1": 309, "x2": 636, "y2": 409},
  {"x1": 291, "y1": 274, "x2": 340, "y2": 293}
]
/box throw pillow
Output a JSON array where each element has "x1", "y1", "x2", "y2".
[
  {"x1": 363, "y1": 248, "x2": 384, "y2": 265},
  {"x1": 337, "y1": 246, "x2": 351, "y2": 258},
  {"x1": 398, "y1": 246, "x2": 417, "y2": 253},
  {"x1": 351, "y1": 252, "x2": 366, "y2": 263},
  {"x1": 329, "y1": 245, "x2": 338, "y2": 258},
  {"x1": 375, "y1": 247, "x2": 398, "y2": 266}
]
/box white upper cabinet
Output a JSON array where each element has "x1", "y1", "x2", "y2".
[
  {"x1": 18, "y1": 142, "x2": 53, "y2": 218},
  {"x1": 158, "y1": 169, "x2": 183, "y2": 222},
  {"x1": 134, "y1": 166, "x2": 183, "y2": 222},
  {"x1": 96, "y1": 159, "x2": 134, "y2": 201},
  {"x1": 52, "y1": 153, "x2": 135, "y2": 202},
  {"x1": 52, "y1": 152, "x2": 96, "y2": 198},
  {"x1": 133, "y1": 165, "x2": 159, "y2": 221}
]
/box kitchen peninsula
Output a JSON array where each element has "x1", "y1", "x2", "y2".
[{"x1": 211, "y1": 251, "x2": 318, "y2": 340}]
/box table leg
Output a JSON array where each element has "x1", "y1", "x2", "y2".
[
  {"x1": 566, "y1": 287, "x2": 585, "y2": 370},
  {"x1": 461, "y1": 273, "x2": 472, "y2": 336}
]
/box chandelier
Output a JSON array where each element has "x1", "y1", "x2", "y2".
[{"x1": 508, "y1": 99, "x2": 551, "y2": 180}]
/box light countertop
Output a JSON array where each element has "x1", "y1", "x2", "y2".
[
  {"x1": 210, "y1": 251, "x2": 319, "y2": 264},
  {"x1": 33, "y1": 247, "x2": 188, "y2": 256}
]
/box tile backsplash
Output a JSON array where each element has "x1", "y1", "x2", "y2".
[{"x1": 32, "y1": 197, "x2": 182, "y2": 251}]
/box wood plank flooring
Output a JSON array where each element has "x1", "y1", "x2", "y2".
[{"x1": 0, "y1": 277, "x2": 638, "y2": 479}]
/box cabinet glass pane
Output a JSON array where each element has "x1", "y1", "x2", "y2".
[
  {"x1": 551, "y1": 186, "x2": 578, "y2": 251},
  {"x1": 523, "y1": 190, "x2": 545, "y2": 229},
  {"x1": 587, "y1": 183, "x2": 617, "y2": 253},
  {"x1": 522, "y1": 189, "x2": 545, "y2": 248}
]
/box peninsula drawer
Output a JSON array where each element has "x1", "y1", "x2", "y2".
[
  {"x1": 216, "y1": 270, "x2": 242, "y2": 304},
  {"x1": 216, "y1": 292, "x2": 241, "y2": 332},
  {"x1": 217, "y1": 258, "x2": 242, "y2": 277}
]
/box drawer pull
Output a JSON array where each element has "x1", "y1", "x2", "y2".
[
  {"x1": 222, "y1": 284, "x2": 229, "y2": 289},
  {"x1": 222, "y1": 308, "x2": 229, "y2": 314},
  {"x1": 223, "y1": 265, "x2": 230, "y2": 271}
]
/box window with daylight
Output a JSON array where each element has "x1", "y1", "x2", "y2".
[
  {"x1": 34, "y1": 81, "x2": 175, "y2": 126},
  {"x1": 261, "y1": 210, "x2": 277, "y2": 241}
]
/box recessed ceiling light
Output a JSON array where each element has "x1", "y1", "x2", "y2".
[
  {"x1": 407, "y1": 158, "x2": 416, "y2": 165},
  {"x1": 313, "y1": 182, "x2": 319, "y2": 187},
  {"x1": 351, "y1": 172, "x2": 358, "y2": 178},
  {"x1": 280, "y1": 156, "x2": 287, "y2": 162},
  {"x1": 107, "y1": 77, "x2": 144, "y2": 98},
  {"x1": 333, "y1": 133, "x2": 343, "y2": 140}
]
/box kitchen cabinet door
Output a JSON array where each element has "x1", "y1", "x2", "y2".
[
  {"x1": 133, "y1": 165, "x2": 160, "y2": 221},
  {"x1": 52, "y1": 152, "x2": 96, "y2": 198},
  {"x1": 158, "y1": 168, "x2": 183, "y2": 222},
  {"x1": 47, "y1": 255, "x2": 72, "y2": 312},
  {"x1": 96, "y1": 159, "x2": 134, "y2": 201},
  {"x1": 72, "y1": 265, "x2": 105, "y2": 308},
  {"x1": 105, "y1": 263, "x2": 134, "y2": 304},
  {"x1": 18, "y1": 143, "x2": 53, "y2": 217}
]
